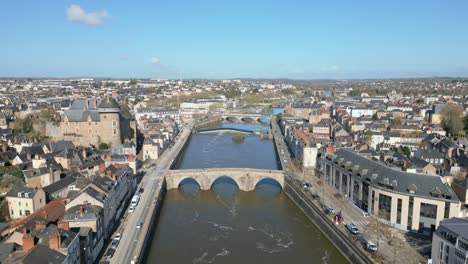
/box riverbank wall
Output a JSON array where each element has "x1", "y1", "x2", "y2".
[
  {"x1": 284, "y1": 176, "x2": 373, "y2": 264},
  {"x1": 138, "y1": 178, "x2": 167, "y2": 263}
]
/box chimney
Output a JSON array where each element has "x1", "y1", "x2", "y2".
[
  {"x1": 1, "y1": 142, "x2": 7, "y2": 152},
  {"x1": 49, "y1": 167, "x2": 54, "y2": 185},
  {"x1": 79, "y1": 206, "x2": 84, "y2": 217},
  {"x1": 82, "y1": 148, "x2": 87, "y2": 158},
  {"x1": 107, "y1": 154, "x2": 112, "y2": 162},
  {"x1": 49, "y1": 232, "x2": 61, "y2": 251},
  {"x1": 58, "y1": 221, "x2": 69, "y2": 231},
  {"x1": 128, "y1": 155, "x2": 135, "y2": 162},
  {"x1": 34, "y1": 154, "x2": 39, "y2": 160},
  {"x1": 35, "y1": 221, "x2": 46, "y2": 231},
  {"x1": 22, "y1": 234, "x2": 35, "y2": 252},
  {"x1": 106, "y1": 170, "x2": 112, "y2": 178}
]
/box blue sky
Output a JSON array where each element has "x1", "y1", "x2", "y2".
[{"x1": 1, "y1": 0, "x2": 468, "y2": 79}]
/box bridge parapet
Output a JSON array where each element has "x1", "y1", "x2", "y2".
[{"x1": 166, "y1": 168, "x2": 284, "y2": 191}]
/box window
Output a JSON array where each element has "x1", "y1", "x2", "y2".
[
  {"x1": 378, "y1": 193, "x2": 392, "y2": 221},
  {"x1": 25, "y1": 210, "x2": 30, "y2": 216},
  {"x1": 420, "y1": 203, "x2": 437, "y2": 219},
  {"x1": 113, "y1": 128, "x2": 117, "y2": 135},
  {"x1": 396, "y1": 199, "x2": 402, "y2": 224},
  {"x1": 10, "y1": 209, "x2": 13, "y2": 216},
  {"x1": 88, "y1": 121, "x2": 91, "y2": 126},
  {"x1": 19, "y1": 210, "x2": 22, "y2": 216},
  {"x1": 112, "y1": 120, "x2": 117, "y2": 127},
  {"x1": 18, "y1": 201, "x2": 21, "y2": 206}
]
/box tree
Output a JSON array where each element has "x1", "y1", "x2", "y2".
[
  {"x1": 99, "y1": 143, "x2": 110, "y2": 150},
  {"x1": 372, "y1": 113, "x2": 378, "y2": 121},
  {"x1": 1, "y1": 174, "x2": 23, "y2": 189},
  {"x1": 441, "y1": 104, "x2": 464, "y2": 136}
]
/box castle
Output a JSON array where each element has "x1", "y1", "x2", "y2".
[{"x1": 60, "y1": 97, "x2": 124, "y2": 147}]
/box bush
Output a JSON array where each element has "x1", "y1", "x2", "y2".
[{"x1": 99, "y1": 143, "x2": 110, "y2": 150}]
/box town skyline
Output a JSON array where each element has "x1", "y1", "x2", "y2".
[{"x1": 2, "y1": 0, "x2": 468, "y2": 79}]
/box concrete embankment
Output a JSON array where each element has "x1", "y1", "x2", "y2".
[
  {"x1": 138, "y1": 178, "x2": 167, "y2": 263},
  {"x1": 284, "y1": 176, "x2": 373, "y2": 264}
]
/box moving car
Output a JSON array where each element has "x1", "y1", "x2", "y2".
[
  {"x1": 136, "y1": 221, "x2": 143, "y2": 229},
  {"x1": 345, "y1": 223, "x2": 360, "y2": 234}
]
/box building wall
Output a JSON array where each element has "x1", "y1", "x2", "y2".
[
  {"x1": 322, "y1": 158, "x2": 460, "y2": 234},
  {"x1": 61, "y1": 112, "x2": 121, "y2": 147},
  {"x1": 7, "y1": 190, "x2": 46, "y2": 219}
]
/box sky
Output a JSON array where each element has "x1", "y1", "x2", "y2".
[{"x1": 1, "y1": 0, "x2": 468, "y2": 79}]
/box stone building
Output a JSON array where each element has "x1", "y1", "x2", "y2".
[
  {"x1": 6, "y1": 186, "x2": 46, "y2": 220},
  {"x1": 59, "y1": 97, "x2": 127, "y2": 147}
]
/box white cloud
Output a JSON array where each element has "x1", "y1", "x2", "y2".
[
  {"x1": 66, "y1": 4, "x2": 110, "y2": 26},
  {"x1": 320, "y1": 65, "x2": 341, "y2": 72},
  {"x1": 150, "y1": 57, "x2": 161, "y2": 64}
]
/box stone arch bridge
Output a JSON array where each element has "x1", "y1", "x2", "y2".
[
  {"x1": 222, "y1": 113, "x2": 270, "y2": 123},
  {"x1": 166, "y1": 168, "x2": 285, "y2": 191}
]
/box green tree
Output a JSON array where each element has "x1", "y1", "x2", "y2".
[
  {"x1": 441, "y1": 104, "x2": 464, "y2": 136},
  {"x1": 99, "y1": 143, "x2": 110, "y2": 150}
]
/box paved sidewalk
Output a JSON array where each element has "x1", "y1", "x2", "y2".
[{"x1": 301, "y1": 171, "x2": 428, "y2": 264}]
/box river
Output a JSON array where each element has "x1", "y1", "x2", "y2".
[{"x1": 147, "y1": 122, "x2": 347, "y2": 264}]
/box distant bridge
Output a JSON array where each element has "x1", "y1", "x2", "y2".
[
  {"x1": 197, "y1": 127, "x2": 255, "y2": 134},
  {"x1": 166, "y1": 168, "x2": 285, "y2": 191},
  {"x1": 222, "y1": 113, "x2": 271, "y2": 123}
]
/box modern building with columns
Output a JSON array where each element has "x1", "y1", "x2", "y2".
[{"x1": 319, "y1": 148, "x2": 461, "y2": 235}]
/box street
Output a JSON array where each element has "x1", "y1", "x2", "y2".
[{"x1": 104, "y1": 120, "x2": 194, "y2": 264}]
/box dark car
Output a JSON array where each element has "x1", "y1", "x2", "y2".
[
  {"x1": 139, "y1": 187, "x2": 144, "y2": 193},
  {"x1": 311, "y1": 193, "x2": 320, "y2": 199},
  {"x1": 105, "y1": 248, "x2": 116, "y2": 260}
]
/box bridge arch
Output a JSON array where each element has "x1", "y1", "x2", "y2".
[
  {"x1": 209, "y1": 175, "x2": 240, "y2": 189},
  {"x1": 254, "y1": 177, "x2": 283, "y2": 189},
  {"x1": 177, "y1": 177, "x2": 202, "y2": 188}
]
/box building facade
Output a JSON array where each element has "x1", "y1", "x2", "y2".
[
  {"x1": 431, "y1": 217, "x2": 468, "y2": 264},
  {"x1": 60, "y1": 97, "x2": 123, "y2": 147},
  {"x1": 319, "y1": 148, "x2": 461, "y2": 235}
]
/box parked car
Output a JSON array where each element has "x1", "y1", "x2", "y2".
[
  {"x1": 110, "y1": 239, "x2": 119, "y2": 249},
  {"x1": 325, "y1": 207, "x2": 335, "y2": 215},
  {"x1": 128, "y1": 206, "x2": 135, "y2": 213},
  {"x1": 366, "y1": 241, "x2": 377, "y2": 253},
  {"x1": 136, "y1": 221, "x2": 143, "y2": 229},
  {"x1": 139, "y1": 187, "x2": 144, "y2": 193},
  {"x1": 311, "y1": 193, "x2": 320, "y2": 199},
  {"x1": 345, "y1": 223, "x2": 359, "y2": 234},
  {"x1": 114, "y1": 232, "x2": 122, "y2": 241},
  {"x1": 302, "y1": 182, "x2": 311, "y2": 188},
  {"x1": 105, "y1": 248, "x2": 115, "y2": 260}
]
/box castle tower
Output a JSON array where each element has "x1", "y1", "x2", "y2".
[{"x1": 98, "y1": 97, "x2": 122, "y2": 147}]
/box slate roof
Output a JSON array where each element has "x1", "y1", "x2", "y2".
[
  {"x1": 437, "y1": 217, "x2": 468, "y2": 239},
  {"x1": 64, "y1": 109, "x2": 100, "y2": 122},
  {"x1": 21, "y1": 244, "x2": 66, "y2": 264},
  {"x1": 64, "y1": 204, "x2": 103, "y2": 222},
  {"x1": 43, "y1": 174, "x2": 78, "y2": 196},
  {"x1": 327, "y1": 148, "x2": 459, "y2": 201},
  {"x1": 98, "y1": 97, "x2": 120, "y2": 109}
]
